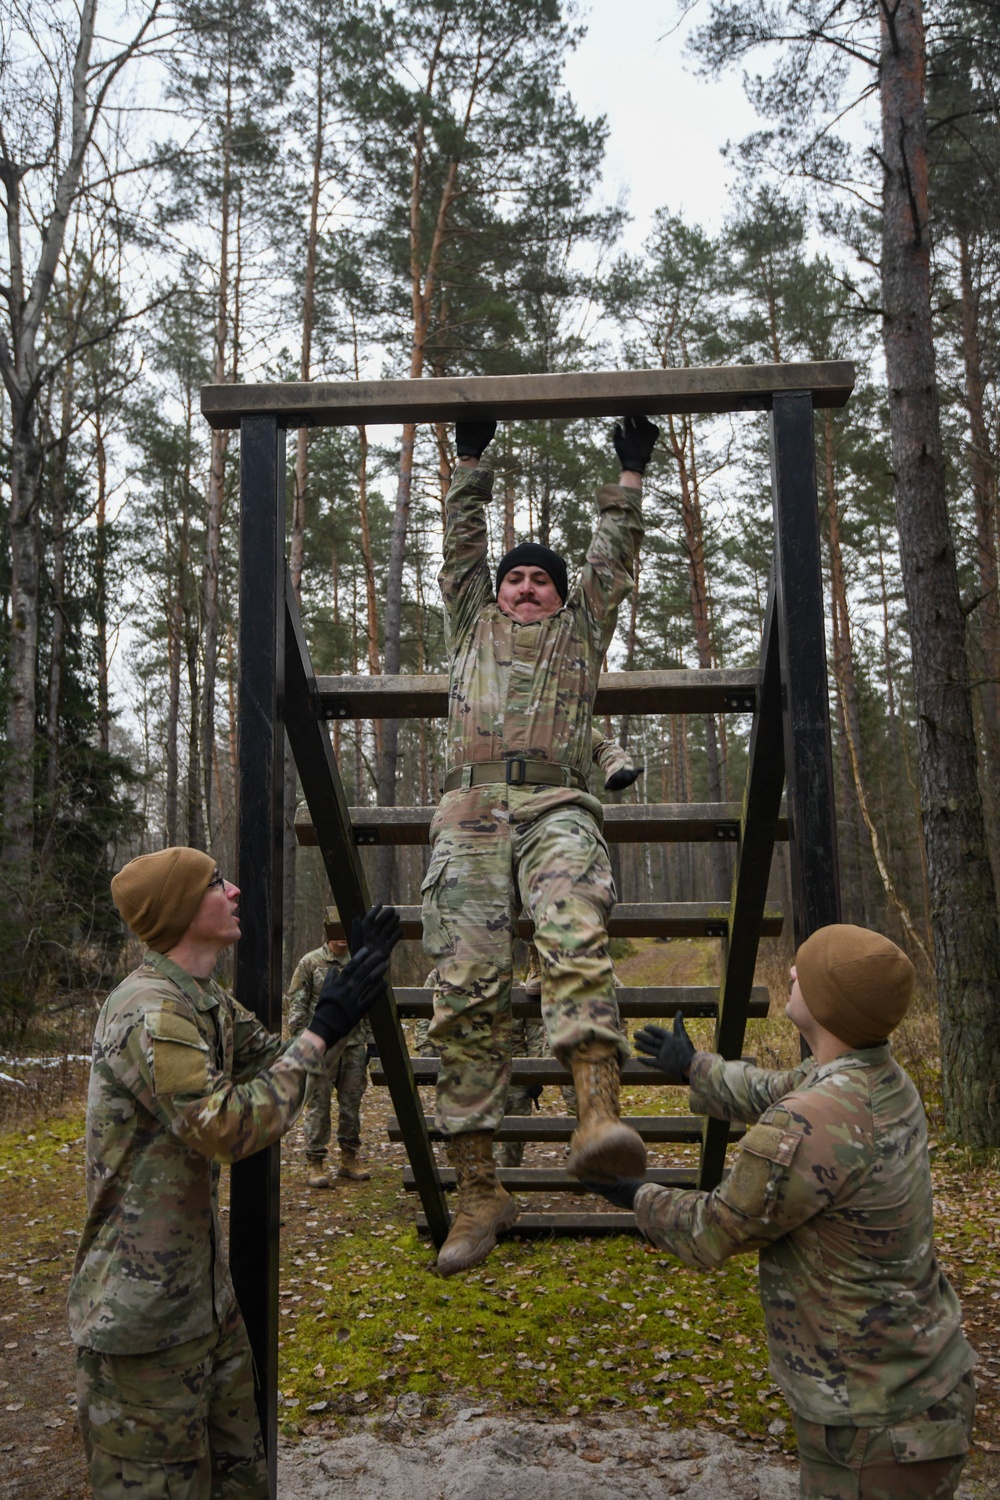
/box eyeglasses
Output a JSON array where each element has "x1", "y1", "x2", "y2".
[{"x1": 207, "y1": 870, "x2": 225, "y2": 890}]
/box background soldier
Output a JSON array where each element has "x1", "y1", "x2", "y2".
[
  {"x1": 68, "y1": 847, "x2": 399, "y2": 1499},
  {"x1": 587, "y1": 924, "x2": 976, "y2": 1500},
  {"x1": 423, "y1": 413, "x2": 658, "y2": 1275},
  {"x1": 286, "y1": 906, "x2": 373, "y2": 1187}
]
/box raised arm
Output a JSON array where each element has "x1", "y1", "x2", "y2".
[
  {"x1": 439, "y1": 420, "x2": 497, "y2": 650},
  {"x1": 578, "y1": 416, "x2": 658, "y2": 654}
]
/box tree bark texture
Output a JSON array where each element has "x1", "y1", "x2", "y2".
[{"x1": 879, "y1": 0, "x2": 1000, "y2": 1143}]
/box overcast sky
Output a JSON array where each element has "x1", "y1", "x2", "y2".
[{"x1": 563, "y1": 0, "x2": 762, "y2": 249}]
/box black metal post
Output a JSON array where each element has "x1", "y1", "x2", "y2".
[
  {"x1": 231, "y1": 415, "x2": 285, "y2": 1495},
  {"x1": 283, "y1": 576, "x2": 451, "y2": 1246},
  {"x1": 770, "y1": 393, "x2": 842, "y2": 947},
  {"x1": 699, "y1": 585, "x2": 785, "y2": 1189}
]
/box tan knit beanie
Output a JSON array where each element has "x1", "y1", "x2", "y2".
[
  {"x1": 796, "y1": 923, "x2": 914, "y2": 1048},
  {"x1": 111, "y1": 847, "x2": 216, "y2": 953}
]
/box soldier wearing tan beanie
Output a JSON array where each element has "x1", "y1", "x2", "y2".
[
  {"x1": 71, "y1": 852, "x2": 400, "y2": 1500},
  {"x1": 587, "y1": 922, "x2": 975, "y2": 1500}
]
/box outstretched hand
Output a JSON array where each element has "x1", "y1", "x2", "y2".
[
  {"x1": 613, "y1": 414, "x2": 660, "y2": 474},
  {"x1": 307, "y1": 905, "x2": 402, "y2": 1048},
  {"x1": 633, "y1": 1011, "x2": 696, "y2": 1084},
  {"x1": 455, "y1": 419, "x2": 497, "y2": 461}
]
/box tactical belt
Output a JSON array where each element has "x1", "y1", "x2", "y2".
[{"x1": 443, "y1": 758, "x2": 587, "y2": 794}]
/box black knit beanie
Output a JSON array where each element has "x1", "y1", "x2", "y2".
[{"x1": 495, "y1": 542, "x2": 568, "y2": 604}]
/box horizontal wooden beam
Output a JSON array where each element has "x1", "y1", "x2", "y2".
[
  {"x1": 403, "y1": 1166, "x2": 700, "y2": 1191},
  {"x1": 389, "y1": 1114, "x2": 745, "y2": 1143},
  {"x1": 202, "y1": 362, "x2": 855, "y2": 430},
  {"x1": 329, "y1": 902, "x2": 782, "y2": 942},
  {"x1": 416, "y1": 1210, "x2": 661, "y2": 1235},
  {"x1": 317, "y1": 669, "x2": 759, "y2": 719},
  {"x1": 297, "y1": 803, "x2": 789, "y2": 847},
  {"x1": 393, "y1": 985, "x2": 771, "y2": 1019},
  {"x1": 373, "y1": 1056, "x2": 750, "y2": 1086}
]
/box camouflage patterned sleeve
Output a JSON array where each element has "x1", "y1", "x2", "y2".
[
  {"x1": 230, "y1": 998, "x2": 288, "y2": 1084},
  {"x1": 577, "y1": 482, "x2": 644, "y2": 656},
  {"x1": 633, "y1": 1095, "x2": 865, "y2": 1269},
  {"x1": 439, "y1": 462, "x2": 495, "y2": 650},
  {"x1": 285, "y1": 957, "x2": 314, "y2": 1039},
  {"x1": 687, "y1": 1050, "x2": 814, "y2": 1124},
  {"x1": 591, "y1": 727, "x2": 633, "y2": 780},
  {"x1": 129, "y1": 1003, "x2": 327, "y2": 1165}
]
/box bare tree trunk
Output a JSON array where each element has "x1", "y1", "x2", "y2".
[
  {"x1": 201, "y1": 53, "x2": 234, "y2": 849},
  {"x1": 879, "y1": 0, "x2": 1000, "y2": 1144},
  {"x1": 93, "y1": 402, "x2": 110, "y2": 756}
]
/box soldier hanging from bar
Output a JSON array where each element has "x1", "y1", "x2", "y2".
[{"x1": 421, "y1": 412, "x2": 658, "y2": 1275}]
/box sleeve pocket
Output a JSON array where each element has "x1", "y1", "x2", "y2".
[{"x1": 724, "y1": 1119, "x2": 803, "y2": 1221}]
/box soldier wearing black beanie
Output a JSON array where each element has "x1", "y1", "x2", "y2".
[{"x1": 495, "y1": 541, "x2": 568, "y2": 604}]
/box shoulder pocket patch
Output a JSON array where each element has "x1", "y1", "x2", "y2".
[
  {"x1": 147, "y1": 1011, "x2": 210, "y2": 1096},
  {"x1": 724, "y1": 1119, "x2": 803, "y2": 1220}
]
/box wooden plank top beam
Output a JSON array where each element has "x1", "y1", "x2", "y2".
[
  {"x1": 296, "y1": 803, "x2": 789, "y2": 847},
  {"x1": 202, "y1": 362, "x2": 855, "y2": 430},
  {"x1": 317, "y1": 668, "x2": 759, "y2": 719},
  {"x1": 374, "y1": 1057, "x2": 751, "y2": 1086},
  {"x1": 390, "y1": 1114, "x2": 745, "y2": 1144}
]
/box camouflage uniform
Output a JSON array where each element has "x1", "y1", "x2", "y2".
[
  {"x1": 633, "y1": 1046, "x2": 976, "y2": 1499},
  {"x1": 286, "y1": 944, "x2": 371, "y2": 1160},
  {"x1": 494, "y1": 1017, "x2": 548, "y2": 1168},
  {"x1": 68, "y1": 948, "x2": 328, "y2": 1498},
  {"x1": 424, "y1": 461, "x2": 642, "y2": 1135}
]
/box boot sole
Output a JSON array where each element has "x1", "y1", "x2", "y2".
[
  {"x1": 567, "y1": 1122, "x2": 647, "y2": 1183},
  {"x1": 436, "y1": 1198, "x2": 520, "y2": 1277}
]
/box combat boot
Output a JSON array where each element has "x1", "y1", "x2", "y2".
[
  {"x1": 523, "y1": 947, "x2": 543, "y2": 996},
  {"x1": 436, "y1": 1132, "x2": 518, "y2": 1276},
  {"x1": 566, "y1": 1038, "x2": 647, "y2": 1182},
  {"x1": 307, "y1": 1165, "x2": 331, "y2": 1189},
  {"x1": 337, "y1": 1148, "x2": 371, "y2": 1181}
]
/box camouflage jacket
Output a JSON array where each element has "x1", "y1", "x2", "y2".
[
  {"x1": 68, "y1": 949, "x2": 328, "y2": 1355},
  {"x1": 285, "y1": 944, "x2": 371, "y2": 1049},
  {"x1": 437, "y1": 461, "x2": 643, "y2": 827},
  {"x1": 634, "y1": 1046, "x2": 974, "y2": 1426}
]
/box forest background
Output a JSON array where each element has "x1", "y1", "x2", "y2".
[{"x1": 2, "y1": 0, "x2": 999, "y2": 1143}]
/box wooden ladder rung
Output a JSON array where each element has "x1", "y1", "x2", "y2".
[
  {"x1": 316, "y1": 669, "x2": 759, "y2": 720},
  {"x1": 387, "y1": 1114, "x2": 745, "y2": 1143},
  {"x1": 402, "y1": 1166, "x2": 698, "y2": 1192},
  {"x1": 416, "y1": 1210, "x2": 649, "y2": 1236},
  {"x1": 372, "y1": 1058, "x2": 752, "y2": 1087},
  {"x1": 328, "y1": 903, "x2": 782, "y2": 942},
  {"x1": 296, "y1": 802, "x2": 789, "y2": 848},
  {"x1": 392, "y1": 984, "x2": 771, "y2": 1019}
]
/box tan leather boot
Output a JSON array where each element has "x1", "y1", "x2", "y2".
[
  {"x1": 337, "y1": 1149, "x2": 371, "y2": 1181},
  {"x1": 307, "y1": 1166, "x2": 331, "y2": 1189},
  {"x1": 436, "y1": 1132, "x2": 518, "y2": 1276},
  {"x1": 566, "y1": 1038, "x2": 647, "y2": 1182},
  {"x1": 523, "y1": 946, "x2": 543, "y2": 996}
]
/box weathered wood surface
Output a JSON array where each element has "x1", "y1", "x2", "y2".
[
  {"x1": 415, "y1": 1210, "x2": 672, "y2": 1235},
  {"x1": 403, "y1": 1166, "x2": 700, "y2": 1191},
  {"x1": 202, "y1": 362, "x2": 855, "y2": 429},
  {"x1": 373, "y1": 1057, "x2": 750, "y2": 1086},
  {"x1": 389, "y1": 1114, "x2": 745, "y2": 1143},
  {"x1": 296, "y1": 802, "x2": 789, "y2": 847},
  {"x1": 328, "y1": 902, "x2": 782, "y2": 942},
  {"x1": 391, "y1": 984, "x2": 771, "y2": 1019},
  {"x1": 317, "y1": 668, "x2": 759, "y2": 719}
]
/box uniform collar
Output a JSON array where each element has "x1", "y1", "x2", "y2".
[
  {"x1": 143, "y1": 947, "x2": 221, "y2": 1012},
  {"x1": 813, "y1": 1042, "x2": 892, "y2": 1080}
]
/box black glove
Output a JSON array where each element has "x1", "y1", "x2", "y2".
[
  {"x1": 613, "y1": 414, "x2": 660, "y2": 474},
  {"x1": 308, "y1": 905, "x2": 402, "y2": 1048},
  {"x1": 633, "y1": 1011, "x2": 696, "y2": 1084},
  {"x1": 352, "y1": 902, "x2": 402, "y2": 964},
  {"x1": 579, "y1": 1177, "x2": 643, "y2": 1211},
  {"x1": 604, "y1": 764, "x2": 645, "y2": 793},
  {"x1": 455, "y1": 418, "x2": 497, "y2": 460}
]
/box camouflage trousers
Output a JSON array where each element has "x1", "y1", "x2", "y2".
[
  {"x1": 75, "y1": 1305, "x2": 267, "y2": 1499},
  {"x1": 495, "y1": 1018, "x2": 547, "y2": 1168},
  {"x1": 794, "y1": 1370, "x2": 975, "y2": 1499},
  {"x1": 422, "y1": 791, "x2": 627, "y2": 1135},
  {"x1": 302, "y1": 1038, "x2": 368, "y2": 1160}
]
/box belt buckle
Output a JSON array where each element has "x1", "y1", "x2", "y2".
[{"x1": 506, "y1": 758, "x2": 527, "y2": 785}]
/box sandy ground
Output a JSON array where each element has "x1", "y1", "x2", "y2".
[{"x1": 277, "y1": 1407, "x2": 801, "y2": 1499}]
